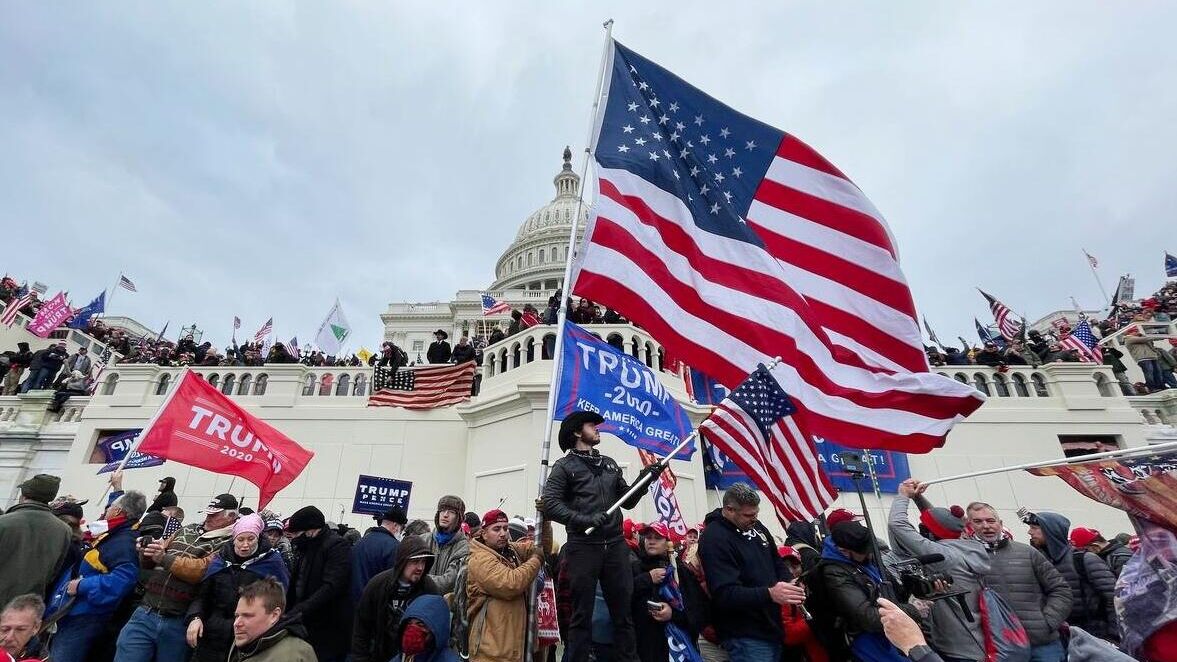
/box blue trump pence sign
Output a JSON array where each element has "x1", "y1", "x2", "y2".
[{"x1": 352, "y1": 474, "x2": 413, "y2": 516}]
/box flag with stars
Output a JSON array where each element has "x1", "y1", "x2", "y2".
[
  {"x1": 700, "y1": 363, "x2": 836, "y2": 524},
  {"x1": 480, "y1": 292, "x2": 511, "y2": 316},
  {"x1": 368, "y1": 362, "x2": 477, "y2": 409},
  {"x1": 1059, "y1": 319, "x2": 1102, "y2": 363},
  {"x1": 572, "y1": 40, "x2": 983, "y2": 455}
]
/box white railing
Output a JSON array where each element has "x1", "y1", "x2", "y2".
[{"x1": 480, "y1": 322, "x2": 670, "y2": 381}]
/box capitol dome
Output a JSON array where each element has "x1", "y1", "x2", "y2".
[{"x1": 490, "y1": 147, "x2": 589, "y2": 292}]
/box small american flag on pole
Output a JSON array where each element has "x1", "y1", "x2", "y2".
[
  {"x1": 233, "y1": 316, "x2": 241, "y2": 330},
  {"x1": 368, "y1": 362, "x2": 477, "y2": 409},
  {"x1": 1083, "y1": 250, "x2": 1099, "y2": 269},
  {"x1": 979, "y1": 290, "x2": 1023, "y2": 341},
  {"x1": 118, "y1": 275, "x2": 137, "y2": 292},
  {"x1": 253, "y1": 318, "x2": 273, "y2": 345},
  {"x1": 1059, "y1": 319, "x2": 1102, "y2": 363},
  {"x1": 700, "y1": 362, "x2": 836, "y2": 524},
  {"x1": 480, "y1": 293, "x2": 511, "y2": 316},
  {"x1": 1, "y1": 293, "x2": 35, "y2": 327}
]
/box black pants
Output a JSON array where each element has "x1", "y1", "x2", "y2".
[{"x1": 564, "y1": 539, "x2": 638, "y2": 662}]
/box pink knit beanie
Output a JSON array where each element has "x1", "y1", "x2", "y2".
[{"x1": 232, "y1": 513, "x2": 265, "y2": 539}]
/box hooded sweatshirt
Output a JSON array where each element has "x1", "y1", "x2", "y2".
[
  {"x1": 148, "y1": 477, "x2": 178, "y2": 513},
  {"x1": 1033, "y1": 512, "x2": 1119, "y2": 640},
  {"x1": 391, "y1": 594, "x2": 459, "y2": 662},
  {"x1": 351, "y1": 534, "x2": 440, "y2": 662},
  {"x1": 784, "y1": 521, "x2": 822, "y2": 572},
  {"x1": 817, "y1": 537, "x2": 908, "y2": 662}
]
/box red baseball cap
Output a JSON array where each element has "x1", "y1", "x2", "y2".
[
  {"x1": 778, "y1": 545, "x2": 800, "y2": 561},
  {"x1": 1069, "y1": 527, "x2": 1101, "y2": 548},
  {"x1": 481, "y1": 509, "x2": 508, "y2": 528},
  {"x1": 826, "y1": 508, "x2": 863, "y2": 529},
  {"x1": 639, "y1": 521, "x2": 672, "y2": 540}
]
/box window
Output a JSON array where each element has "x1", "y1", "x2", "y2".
[
  {"x1": 527, "y1": 252, "x2": 533, "y2": 267},
  {"x1": 207, "y1": 373, "x2": 220, "y2": 389},
  {"x1": 237, "y1": 375, "x2": 253, "y2": 395},
  {"x1": 539, "y1": 248, "x2": 546, "y2": 263},
  {"x1": 335, "y1": 374, "x2": 351, "y2": 396},
  {"x1": 221, "y1": 374, "x2": 236, "y2": 395},
  {"x1": 302, "y1": 374, "x2": 316, "y2": 396},
  {"x1": 992, "y1": 374, "x2": 1010, "y2": 397},
  {"x1": 1058, "y1": 434, "x2": 1120, "y2": 459},
  {"x1": 318, "y1": 373, "x2": 334, "y2": 396},
  {"x1": 972, "y1": 373, "x2": 990, "y2": 396},
  {"x1": 353, "y1": 374, "x2": 367, "y2": 396},
  {"x1": 101, "y1": 373, "x2": 119, "y2": 396},
  {"x1": 1031, "y1": 373, "x2": 1049, "y2": 397},
  {"x1": 953, "y1": 373, "x2": 968, "y2": 384},
  {"x1": 1012, "y1": 373, "x2": 1030, "y2": 397},
  {"x1": 155, "y1": 374, "x2": 171, "y2": 396},
  {"x1": 253, "y1": 374, "x2": 268, "y2": 395}
]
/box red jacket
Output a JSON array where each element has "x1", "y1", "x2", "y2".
[{"x1": 781, "y1": 603, "x2": 829, "y2": 662}]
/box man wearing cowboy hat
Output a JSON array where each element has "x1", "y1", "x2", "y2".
[
  {"x1": 426, "y1": 329, "x2": 452, "y2": 364},
  {"x1": 542, "y1": 410, "x2": 663, "y2": 662}
]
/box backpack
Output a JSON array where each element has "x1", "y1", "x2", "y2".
[{"x1": 978, "y1": 586, "x2": 1031, "y2": 662}]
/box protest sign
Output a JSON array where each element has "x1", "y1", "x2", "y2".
[{"x1": 352, "y1": 474, "x2": 413, "y2": 516}]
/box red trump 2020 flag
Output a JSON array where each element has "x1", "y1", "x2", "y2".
[{"x1": 136, "y1": 370, "x2": 314, "y2": 508}]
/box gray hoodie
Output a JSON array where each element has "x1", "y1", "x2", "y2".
[
  {"x1": 888, "y1": 495, "x2": 990, "y2": 660},
  {"x1": 1032, "y1": 512, "x2": 1119, "y2": 641}
]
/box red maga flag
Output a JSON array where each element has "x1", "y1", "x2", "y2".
[{"x1": 136, "y1": 370, "x2": 314, "y2": 508}]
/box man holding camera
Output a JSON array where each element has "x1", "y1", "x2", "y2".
[{"x1": 888, "y1": 479, "x2": 990, "y2": 662}]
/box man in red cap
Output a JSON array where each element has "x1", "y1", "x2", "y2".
[
  {"x1": 824, "y1": 507, "x2": 863, "y2": 530},
  {"x1": 464, "y1": 509, "x2": 543, "y2": 662},
  {"x1": 1069, "y1": 527, "x2": 1134, "y2": 579}
]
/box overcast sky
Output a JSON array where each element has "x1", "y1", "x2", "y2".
[{"x1": 2, "y1": 3, "x2": 1174, "y2": 351}]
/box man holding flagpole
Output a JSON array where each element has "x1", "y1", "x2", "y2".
[{"x1": 541, "y1": 411, "x2": 663, "y2": 662}]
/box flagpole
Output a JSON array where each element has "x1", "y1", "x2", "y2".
[
  {"x1": 527, "y1": 18, "x2": 614, "y2": 659},
  {"x1": 922, "y1": 440, "x2": 1177, "y2": 487},
  {"x1": 102, "y1": 273, "x2": 121, "y2": 318},
  {"x1": 1084, "y1": 250, "x2": 1111, "y2": 307}
]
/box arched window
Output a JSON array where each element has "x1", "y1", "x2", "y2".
[
  {"x1": 511, "y1": 342, "x2": 522, "y2": 370},
  {"x1": 335, "y1": 373, "x2": 351, "y2": 396},
  {"x1": 101, "y1": 373, "x2": 119, "y2": 396},
  {"x1": 630, "y1": 337, "x2": 641, "y2": 359},
  {"x1": 1031, "y1": 373, "x2": 1049, "y2": 397},
  {"x1": 486, "y1": 353, "x2": 497, "y2": 377},
  {"x1": 155, "y1": 373, "x2": 171, "y2": 395},
  {"x1": 525, "y1": 337, "x2": 535, "y2": 363},
  {"x1": 953, "y1": 373, "x2": 968, "y2": 384},
  {"x1": 657, "y1": 348, "x2": 665, "y2": 371},
  {"x1": 220, "y1": 374, "x2": 236, "y2": 395},
  {"x1": 237, "y1": 374, "x2": 253, "y2": 395},
  {"x1": 353, "y1": 374, "x2": 368, "y2": 396},
  {"x1": 302, "y1": 374, "x2": 316, "y2": 396},
  {"x1": 606, "y1": 334, "x2": 625, "y2": 352},
  {"x1": 517, "y1": 255, "x2": 523, "y2": 269},
  {"x1": 527, "y1": 252, "x2": 533, "y2": 267},
  {"x1": 318, "y1": 373, "x2": 334, "y2": 396},
  {"x1": 539, "y1": 248, "x2": 546, "y2": 263},
  {"x1": 992, "y1": 373, "x2": 1010, "y2": 397},
  {"x1": 207, "y1": 373, "x2": 220, "y2": 389},
  {"x1": 972, "y1": 373, "x2": 990, "y2": 396},
  {"x1": 1094, "y1": 373, "x2": 1115, "y2": 397},
  {"x1": 253, "y1": 374, "x2": 268, "y2": 395},
  {"x1": 644, "y1": 342, "x2": 656, "y2": 368},
  {"x1": 1012, "y1": 373, "x2": 1030, "y2": 397}
]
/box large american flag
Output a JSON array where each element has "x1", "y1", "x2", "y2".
[
  {"x1": 572, "y1": 41, "x2": 983, "y2": 454},
  {"x1": 979, "y1": 290, "x2": 1023, "y2": 341},
  {"x1": 700, "y1": 364, "x2": 835, "y2": 523},
  {"x1": 1059, "y1": 318, "x2": 1102, "y2": 363},
  {"x1": 253, "y1": 318, "x2": 273, "y2": 345},
  {"x1": 1, "y1": 292, "x2": 35, "y2": 327},
  {"x1": 368, "y1": 361, "x2": 477, "y2": 409},
  {"x1": 480, "y1": 292, "x2": 511, "y2": 316}
]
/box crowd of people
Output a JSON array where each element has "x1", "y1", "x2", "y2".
[{"x1": 0, "y1": 412, "x2": 1166, "y2": 662}]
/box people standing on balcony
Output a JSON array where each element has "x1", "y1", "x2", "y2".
[
  {"x1": 488, "y1": 326, "x2": 506, "y2": 345},
  {"x1": 2, "y1": 341, "x2": 32, "y2": 394},
  {"x1": 427, "y1": 330, "x2": 452, "y2": 364},
  {"x1": 1124, "y1": 325, "x2": 1174, "y2": 391},
  {"x1": 21, "y1": 342, "x2": 67, "y2": 392},
  {"x1": 65, "y1": 346, "x2": 91, "y2": 377},
  {"x1": 451, "y1": 336, "x2": 476, "y2": 365},
  {"x1": 47, "y1": 370, "x2": 90, "y2": 413},
  {"x1": 521, "y1": 305, "x2": 541, "y2": 329},
  {"x1": 1100, "y1": 345, "x2": 1136, "y2": 395},
  {"x1": 1041, "y1": 341, "x2": 1080, "y2": 364},
  {"x1": 973, "y1": 342, "x2": 1003, "y2": 367}
]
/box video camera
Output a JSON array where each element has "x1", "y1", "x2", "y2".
[{"x1": 892, "y1": 553, "x2": 974, "y2": 622}]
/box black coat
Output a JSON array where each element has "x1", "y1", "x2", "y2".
[
  {"x1": 450, "y1": 343, "x2": 476, "y2": 364},
  {"x1": 188, "y1": 544, "x2": 288, "y2": 662},
  {"x1": 148, "y1": 479, "x2": 178, "y2": 513},
  {"x1": 287, "y1": 529, "x2": 354, "y2": 660},
  {"x1": 630, "y1": 548, "x2": 701, "y2": 662},
  {"x1": 541, "y1": 451, "x2": 643, "y2": 543},
  {"x1": 697, "y1": 508, "x2": 790, "y2": 644},
  {"x1": 426, "y1": 341, "x2": 451, "y2": 364},
  {"x1": 351, "y1": 535, "x2": 440, "y2": 662}
]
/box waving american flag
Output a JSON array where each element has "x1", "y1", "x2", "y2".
[{"x1": 480, "y1": 292, "x2": 511, "y2": 316}]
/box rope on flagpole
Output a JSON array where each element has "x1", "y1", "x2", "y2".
[{"x1": 921, "y1": 440, "x2": 1177, "y2": 487}]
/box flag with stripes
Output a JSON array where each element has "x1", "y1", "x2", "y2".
[
  {"x1": 1059, "y1": 319, "x2": 1102, "y2": 363},
  {"x1": 253, "y1": 318, "x2": 273, "y2": 345},
  {"x1": 233, "y1": 316, "x2": 241, "y2": 330},
  {"x1": 979, "y1": 290, "x2": 1023, "y2": 340},
  {"x1": 118, "y1": 275, "x2": 137, "y2": 292},
  {"x1": 1, "y1": 292, "x2": 35, "y2": 327},
  {"x1": 287, "y1": 337, "x2": 300, "y2": 359},
  {"x1": 700, "y1": 363, "x2": 836, "y2": 524},
  {"x1": 480, "y1": 292, "x2": 511, "y2": 316},
  {"x1": 368, "y1": 361, "x2": 476, "y2": 409},
  {"x1": 571, "y1": 40, "x2": 984, "y2": 454},
  {"x1": 638, "y1": 449, "x2": 689, "y2": 539},
  {"x1": 1083, "y1": 250, "x2": 1098, "y2": 269},
  {"x1": 1027, "y1": 448, "x2": 1177, "y2": 531}
]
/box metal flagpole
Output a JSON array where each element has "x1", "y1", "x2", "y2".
[
  {"x1": 101, "y1": 273, "x2": 122, "y2": 318},
  {"x1": 526, "y1": 19, "x2": 615, "y2": 660},
  {"x1": 1084, "y1": 250, "x2": 1111, "y2": 306},
  {"x1": 921, "y1": 440, "x2": 1177, "y2": 487}
]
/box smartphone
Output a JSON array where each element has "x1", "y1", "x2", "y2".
[
  {"x1": 646, "y1": 600, "x2": 662, "y2": 611},
  {"x1": 138, "y1": 534, "x2": 155, "y2": 548}
]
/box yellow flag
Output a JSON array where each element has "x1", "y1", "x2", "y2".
[{"x1": 356, "y1": 347, "x2": 373, "y2": 364}]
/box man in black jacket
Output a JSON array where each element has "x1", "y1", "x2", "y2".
[
  {"x1": 350, "y1": 534, "x2": 438, "y2": 662},
  {"x1": 426, "y1": 330, "x2": 451, "y2": 364},
  {"x1": 285, "y1": 506, "x2": 353, "y2": 662},
  {"x1": 450, "y1": 335, "x2": 476, "y2": 364},
  {"x1": 697, "y1": 483, "x2": 806, "y2": 662},
  {"x1": 542, "y1": 410, "x2": 660, "y2": 662}
]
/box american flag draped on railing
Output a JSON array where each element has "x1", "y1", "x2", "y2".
[
  {"x1": 571, "y1": 40, "x2": 983, "y2": 455},
  {"x1": 1058, "y1": 319, "x2": 1101, "y2": 363},
  {"x1": 979, "y1": 290, "x2": 1023, "y2": 341},
  {"x1": 368, "y1": 362, "x2": 477, "y2": 409},
  {"x1": 700, "y1": 364, "x2": 836, "y2": 524}
]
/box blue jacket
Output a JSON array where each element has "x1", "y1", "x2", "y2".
[
  {"x1": 390, "y1": 594, "x2": 459, "y2": 662},
  {"x1": 349, "y1": 526, "x2": 399, "y2": 604},
  {"x1": 47, "y1": 519, "x2": 139, "y2": 618}
]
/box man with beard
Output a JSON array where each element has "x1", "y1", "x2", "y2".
[
  {"x1": 352, "y1": 534, "x2": 439, "y2": 662},
  {"x1": 464, "y1": 509, "x2": 543, "y2": 661},
  {"x1": 542, "y1": 410, "x2": 662, "y2": 662},
  {"x1": 423, "y1": 495, "x2": 470, "y2": 595},
  {"x1": 284, "y1": 506, "x2": 353, "y2": 662}
]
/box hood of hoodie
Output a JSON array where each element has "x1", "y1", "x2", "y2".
[
  {"x1": 1034, "y1": 511, "x2": 1073, "y2": 564},
  {"x1": 158, "y1": 477, "x2": 176, "y2": 492},
  {"x1": 393, "y1": 532, "x2": 436, "y2": 580},
  {"x1": 785, "y1": 521, "x2": 819, "y2": 548},
  {"x1": 399, "y1": 593, "x2": 451, "y2": 653}
]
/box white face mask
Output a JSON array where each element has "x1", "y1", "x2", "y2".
[
  {"x1": 85, "y1": 520, "x2": 110, "y2": 537},
  {"x1": 394, "y1": 530, "x2": 405, "y2": 541}
]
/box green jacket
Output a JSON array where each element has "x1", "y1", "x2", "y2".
[
  {"x1": 230, "y1": 621, "x2": 318, "y2": 661},
  {"x1": 0, "y1": 501, "x2": 74, "y2": 607}
]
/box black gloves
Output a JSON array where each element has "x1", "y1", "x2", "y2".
[{"x1": 588, "y1": 512, "x2": 611, "y2": 529}]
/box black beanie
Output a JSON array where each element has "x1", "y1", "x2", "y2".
[{"x1": 285, "y1": 506, "x2": 326, "y2": 533}]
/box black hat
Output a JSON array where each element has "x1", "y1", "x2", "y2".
[
  {"x1": 200, "y1": 493, "x2": 239, "y2": 515},
  {"x1": 286, "y1": 506, "x2": 327, "y2": 533},
  {"x1": 376, "y1": 506, "x2": 408, "y2": 526},
  {"x1": 464, "y1": 511, "x2": 482, "y2": 529},
  {"x1": 51, "y1": 500, "x2": 86, "y2": 520},
  {"x1": 830, "y1": 521, "x2": 873, "y2": 554},
  {"x1": 558, "y1": 410, "x2": 605, "y2": 451},
  {"x1": 138, "y1": 512, "x2": 168, "y2": 537},
  {"x1": 433, "y1": 329, "x2": 449, "y2": 340}
]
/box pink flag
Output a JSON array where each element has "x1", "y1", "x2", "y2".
[{"x1": 28, "y1": 292, "x2": 73, "y2": 338}]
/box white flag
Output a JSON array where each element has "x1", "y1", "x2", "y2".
[{"x1": 315, "y1": 300, "x2": 351, "y2": 355}]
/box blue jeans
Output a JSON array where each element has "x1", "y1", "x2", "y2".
[
  {"x1": 114, "y1": 606, "x2": 191, "y2": 662},
  {"x1": 1139, "y1": 359, "x2": 1168, "y2": 391},
  {"x1": 21, "y1": 367, "x2": 52, "y2": 392},
  {"x1": 52, "y1": 612, "x2": 110, "y2": 662},
  {"x1": 1029, "y1": 640, "x2": 1065, "y2": 662},
  {"x1": 721, "y1": 637, "x2": 781, "y2": 662}
]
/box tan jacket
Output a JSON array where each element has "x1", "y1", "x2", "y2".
[{"x1": 465, "y1": 537, "x2": 542, "y2": 662}]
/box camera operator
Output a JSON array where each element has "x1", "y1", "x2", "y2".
[
  {"x1": 811, "y1": 520, "x2": 920, "y2": 661},
  {"x1": 888, "y1": 479, "x2": 989, "y2": 662}
]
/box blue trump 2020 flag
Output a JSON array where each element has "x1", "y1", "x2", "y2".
[
  {"x1": 68, "y1": 291, "x2": 106, "y2": 329},
  {"x1": 555, "y1": 322, "x2": 695, "y2": 460}
]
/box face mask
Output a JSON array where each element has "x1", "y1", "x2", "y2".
[
  {"x1": 394, "y1": 530, "x2": 405, "y2": 542},
  {"x1": 401, "y1": 621, "x2": 431, "y2": 656},
  {"x1": 291, "y1": 534, "x2": 313, "y2": 550}
]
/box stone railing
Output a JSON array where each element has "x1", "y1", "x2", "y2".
[
  {"x1": 0, "y1": 392, "x2": 91, "y2": 431},
  {"x1": 480, "y1": 323, "x2": 669, "y2": 381}
]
